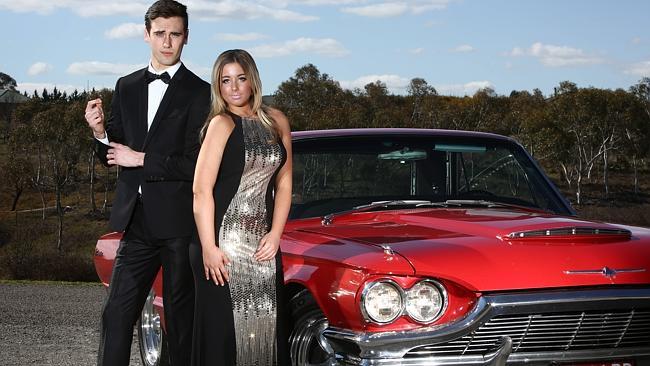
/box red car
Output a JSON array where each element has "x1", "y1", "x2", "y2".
[{"x1": 95, "y1": 128, "x2": 650, "y2": 366}]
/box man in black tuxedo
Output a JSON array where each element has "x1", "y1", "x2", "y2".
[{"x1": 83, "y1": 1, "x2": 210, "y2": 365}]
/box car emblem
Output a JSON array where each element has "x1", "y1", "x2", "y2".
[{"x1": 564, "y1": 266, "x2": 646, "y2": 278}]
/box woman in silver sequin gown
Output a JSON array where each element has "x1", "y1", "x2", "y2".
[{"x1": 190, "y1": 49, "x2": 293, "y2": 366}]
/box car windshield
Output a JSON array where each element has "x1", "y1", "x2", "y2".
[{"x1": 289, "y1": 134, "x2": 572, "y2": 219}]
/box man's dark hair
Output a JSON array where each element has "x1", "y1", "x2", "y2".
[{"x1": 145, "y1": 0, "x2": 188, "y2": 32}]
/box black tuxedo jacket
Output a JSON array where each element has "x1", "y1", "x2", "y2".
[{"x1": 95, "y1": 64, "x2": 210, "y2": 239}]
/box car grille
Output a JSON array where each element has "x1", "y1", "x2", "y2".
[{"x1": 405, "y1": 309, "x2": 650, "y2": 357}]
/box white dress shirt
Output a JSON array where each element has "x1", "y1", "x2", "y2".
[{"x1": 96, "y1": 61, "x2": 182, "y2": 145}]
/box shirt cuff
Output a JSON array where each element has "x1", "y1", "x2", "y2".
[{"x1": 95, "y1": 134, "x2": 109, "y2": 145}]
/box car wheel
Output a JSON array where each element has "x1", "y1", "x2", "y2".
[
  {"x1": 289, "y1": 290, "x2": 337, "y2": 366},
  {"x1": 137, "y1": 290, "x2": 169, "y2": 366}
]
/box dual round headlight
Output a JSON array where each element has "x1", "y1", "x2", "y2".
[{"x1": 361, "y1": 279, "x2": 446, "y2": 324}]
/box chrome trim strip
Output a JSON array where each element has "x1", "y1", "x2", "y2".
[
  {"x1": 336, "y1": 348, "x2": 650, "y2": 365},
  {"x1": 507, "y1": 226, "x2": 631, "y2": 239},
  {"x1": 564, "y1": 266, "x2": 646, "y2": 278},
  {"x1": 325, "y1": 288, "x2": 650, "y2": 362}
]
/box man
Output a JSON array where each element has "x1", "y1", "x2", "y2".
[{"x1": 83, "y1": 1, "x2": 210, "y2": 365}]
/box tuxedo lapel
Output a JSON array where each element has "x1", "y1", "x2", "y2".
[
  {"x1": 142, "y1": 64, "x2": 187, "y2": 150},
  {"x1": 138, "y1": 70, "x2": 148, "y2": 148}
]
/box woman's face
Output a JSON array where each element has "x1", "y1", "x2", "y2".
[{"x1": 219, "y1": 62, "x2": 252, "y2": 109}]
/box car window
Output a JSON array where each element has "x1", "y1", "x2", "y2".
[{"x1": 290, "y1": 135, "x2": 571, "y2": 219}]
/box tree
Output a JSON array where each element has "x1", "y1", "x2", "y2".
[
  {"x1": 630, "y1": 77, "x2": 650, "y2": 119},
  {"x1": 27, "y1": 100, "x2": 88, "y2": 251},
  {"x1": 274, "y1": 64, "x2": 347, "y2": 130},
  {"x1": 1, "y1": 152, "x2": 31, "y2": 211},
  {"x1": 0, "y1": 72, "x2": 17, "y2": 90},
  {"x1": 406, "y1": 78, "x2": 438, "y2": 128}
]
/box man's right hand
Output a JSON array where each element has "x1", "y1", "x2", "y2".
[{"x1": 85, "y1": 98, "x2": 106, "y2": 139}]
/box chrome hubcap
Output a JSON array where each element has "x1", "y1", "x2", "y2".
[
  {"x1": 290, "y1": 315, "x2": 337, "y2": 366},
  {"x1": 139, "y1": 290, "x2": 162, "y2": 366}
]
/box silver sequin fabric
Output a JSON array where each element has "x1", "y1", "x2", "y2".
[{"x1": 219, "y1": 118, "x2": 284, "y2": 365}]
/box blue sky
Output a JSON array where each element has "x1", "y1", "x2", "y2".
[{"x1": 1, "y1": 0, "x2": 649, "y2": 97}]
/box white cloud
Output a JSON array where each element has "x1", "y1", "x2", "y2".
[
  {"x1": 452, "y1": 44, "x2": 474, "y2": 53},
  {"x1": 183, "y1": 60, "x2": 213, "y2": 80},
  {"x1": 342, "y1": 2, "x2": 409, "y2": 17},
  {"x1": 342, "y1": 0, "x2": 449, "y2": 18},
  {"x1": 435, "y1": 81, "x2": 493, "y2": 96},
  {"x1": 105, "y1": 23, "x2": 144, "y2": 39},
  {"x1": 17, "y1": 82, "x2": 87, "y2": 96},
  {"x1": 67, "y1": 61, "x2": 146, "y2": 76},
  {"x1": 216, "y1": 32, "x2": 270, "y2": 42},
  {"x1": 508, "y1": 42, "x2": 603, "y2": 67},
  {"x1": 624, "y1": 61, "x2": 650, "y2": 77},
  {"x1": 339, "y1": 74, "x2": 410, "y2": 94},
  {"x1": 189, "y1": 1, "x2": 318, "y2": 22},
  {"x1": 249, "y1": 38, "x2": 349, "y2": 58},
  {"x1": 0, "y1": 0, "x2": 146, "y2": 17},
  {"x1": 409, "y1": 47, "x2": 424, "y2": 55},
  {"x1": 285, "y1": 0, "x2": 359, "y2": 5},
  {"x1": 27, "y1": 62, "x2": 53, "y2": 76},
  {"x1": 0, "y1": 0, "x2": 317, "y2": 22},
  {"x1": 632, "y1": 37, "x2": 642, "y2": 45}
]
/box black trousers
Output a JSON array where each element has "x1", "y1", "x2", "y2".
[{"x1": 98, "y1": 199, "x2": 195, "y2": 366}]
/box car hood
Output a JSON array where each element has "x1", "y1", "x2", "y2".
[{"x1": 295, "y1": 208, "x2": 650, "y2": 292}]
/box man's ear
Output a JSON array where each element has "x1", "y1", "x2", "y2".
[
  {"x1": 144, "y1": 28, "x2": 150, "y2": 43},
  {"x1": 184, "y1": 29, "x2": 189, "y2": 45}
]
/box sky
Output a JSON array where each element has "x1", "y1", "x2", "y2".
[{"x1": 1, "y1": 0, "x2": 649, "y2": 97}]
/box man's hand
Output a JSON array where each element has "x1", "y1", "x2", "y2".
[
  {"x1": 84, "y1": 98, "x2": 106, "y2": 138},
  {"x1": 107, "y1": 142, "x2": 145, "y2": 167}
]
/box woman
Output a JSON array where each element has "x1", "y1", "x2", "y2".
[{"x1": 190, "y1": 49, "x2": 292, "y2": 365}]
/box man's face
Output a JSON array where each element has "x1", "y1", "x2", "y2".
[{"x1": 144, "y1": 16, "x2": 187, "y2": 70}]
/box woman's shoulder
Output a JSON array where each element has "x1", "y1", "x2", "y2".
[
  {"x1": 204, "y1": 113, "x2": 236, "y2": 140},
  {"x1": 209, "y1": 113, "x2": 237, "y2": 128}
]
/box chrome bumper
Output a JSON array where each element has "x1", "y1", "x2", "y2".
[{"x1": 323, "y1": 288, "x2": 650, "y2": 365}]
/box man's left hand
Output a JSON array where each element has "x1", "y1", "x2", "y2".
[{"x1": 107, "y1": 142, "x2": 145, "y2": 167}]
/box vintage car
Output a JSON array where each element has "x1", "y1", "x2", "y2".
[{"x1": 95, "y1": 128, "x2": 650, "y2": 366}]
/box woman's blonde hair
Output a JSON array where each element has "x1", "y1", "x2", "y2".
[{"x1": 200, "y1": 49, "x2": 278, "y2": 141}]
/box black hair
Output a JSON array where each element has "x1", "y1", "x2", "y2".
[{"x1": 144, "y1": 0, "x2": 188, "y2": 32}]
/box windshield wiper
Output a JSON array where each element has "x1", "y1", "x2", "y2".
[
  {"x1": 436, "y1": 199, "x2": 549, "y2": 213},
  {"x1": 441, "y1": 199, "x2": 507, "y2": 208},
  {"x1": 321, "y1": 200, "x2": 435, "y2": 226},
  {"x1": 320, "y1": 199, "x2": 539, "y2": 226}
]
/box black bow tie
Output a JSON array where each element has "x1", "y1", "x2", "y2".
[{"x1": 145, "y1": 71, "x2": 171, "y2": 84}]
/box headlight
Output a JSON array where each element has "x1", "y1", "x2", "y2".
[
  {"x1": 405, "y1": 280, "x2": 446, "y2": 323},
  {"x1": 361, "y1": 280, "x2": 404, "y2": 323}
]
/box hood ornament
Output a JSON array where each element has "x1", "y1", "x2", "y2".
[
  {"x1": 380, "y1": 244, "x2": 394, "y2": 255},
  {"x1": 564, "y1": 266, "x2": 645, "y2": 279}
]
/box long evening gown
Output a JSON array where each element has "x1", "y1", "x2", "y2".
[{"x1": 190, "y1": 111, "x2": 289, "y2": 366}]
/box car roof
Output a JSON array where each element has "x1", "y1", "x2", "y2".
[{"x1": 291, "y1": 128, "x2": 515, "y2": 143}]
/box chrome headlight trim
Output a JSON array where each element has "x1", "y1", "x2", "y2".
[
  {"x1": 360, "y1": 279, "x2": 405, "y2": 324},
  {"x1": 405, "y1": 279, "x2": 448, "y2": 324}
]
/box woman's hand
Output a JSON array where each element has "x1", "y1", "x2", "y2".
[
  {"x1": 254, "y1": 232, "x2": 281, "y2": 262},
  {"x1": 203, "y1": 245, "x2": 230, "y2": 286}
]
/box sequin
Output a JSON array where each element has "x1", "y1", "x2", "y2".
[{"x1": 219, "y1": 117, "x2": 284, "y2": 365}]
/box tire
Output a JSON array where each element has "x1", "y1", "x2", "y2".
[
  {"x1": 137, "y1": 289, "x2": 169, "y2": 366},
  {"x1": 289, "y1": 290, "x2": 337, "y2": 366}
]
